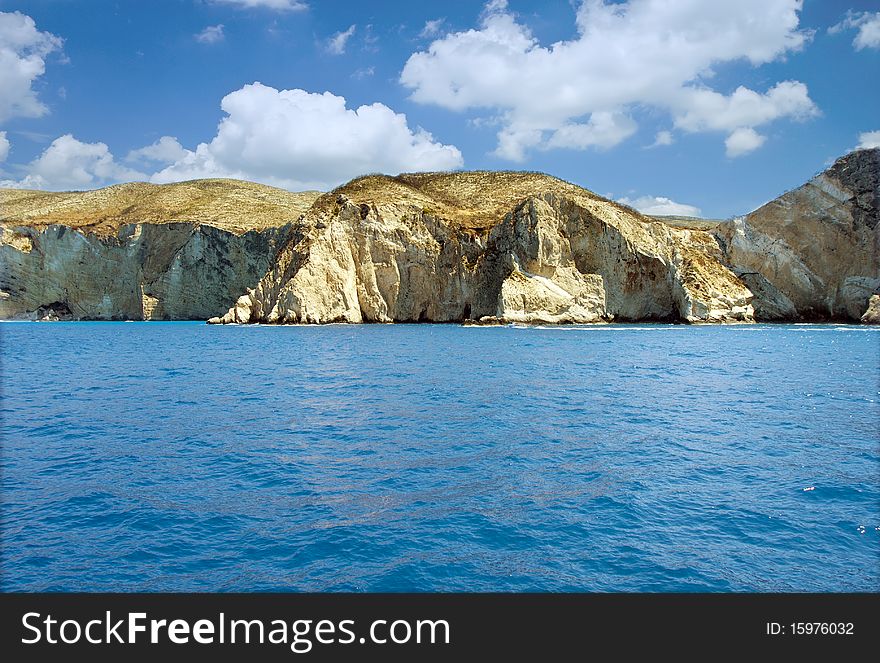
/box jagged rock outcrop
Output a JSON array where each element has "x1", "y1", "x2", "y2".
[
  {"x1": 0, "y1": 179, "x2": 318, "y2": 320},
  {"x1": 210, "y1": 172, "x2": 753, "y2": 325},
  {"x1": 862, "y1": 294, "x2": 880, "y2": 324},
  {"x1": 713, "y1": 148, "x2": 879, "y2": 322}
]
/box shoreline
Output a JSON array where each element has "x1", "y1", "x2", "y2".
[{"x1": 2, "y1": 318, "x2": 876, "y2": 326}]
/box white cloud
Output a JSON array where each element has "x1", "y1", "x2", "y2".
[
  {"x1": 829, "y1": 11, "x2": 880, "y2": 50},
  {"x1": 126, "y1": 136, "x2": 189, "y2": 164},
  {"x1": 724, "y1": 127, "x2": 766, "y2": 157},
  {"x1": 854, "y1": 15, "x2": 880, "y2": 50},
  {"x1": 195, "y1": 25, "x2": 225, "y2": 44},
  {"x1": 401, "y1": 0, "x2": 815, "y2": 160},
  {"x1": 420, "y1": 18, "x2": 446, "y2": 39},
  {"x1": 150, "y1": 82, "x2": 463, "y2": 190},
  {"x1": 326, "y1": 24, "x2": 356, "y2": 55},
  {"x1": 649, "y1": 130, "x2": 674, "y2": 148},
  {"x1": 544, "y1": 111, "x2": 637, "y2": 151},
  {"x1": 618, "y1": 195, "x2": 702, "y2": 217},
  {"x1": 352, "y1": 66, "x2": 374, "y2": 80},
  {"x1": 855, "y1": 130, "x2": 880, "y2": 150},
  {"x1": 209, "y1": 0, "x2": 307, "y2": 11},
  {"x1": 3, "y1": 82, "x2": 462, "y2": 192},
  {"x1": 673, "y1": 81, "x2": 817, "y2": 134},
  {"x1": 1, "y1": 134, "x2": 145, "y2": 190},
  {"x1": 362, "y1": 24, "x2": 379, "y2": 52},
  {"x1": 0, "y1": 11, "x2": 63, "y2": 123},
  {"x1": 0, "y1": 131, "x2": 9, "y2": 162}
]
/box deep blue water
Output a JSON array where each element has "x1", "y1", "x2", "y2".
[{"x1": 1, "y1": 322, "x2": 878, "y2": 592}]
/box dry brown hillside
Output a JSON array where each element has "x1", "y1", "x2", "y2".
[
  {"x1": 320, "y1": 170, "x2": 633, "y2": 230},
  {"x1": 0, "y1": 179, "x2": 322, "y2": 236},
  {"x1": 1, "y1": 171, "x2": 659, "y2": 235},
  {"x1": 648, "y1": 215, "x2": 726, "y2": 231}
]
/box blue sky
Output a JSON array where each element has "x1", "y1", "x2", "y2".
[{"x1": 0, "y1": 0, "x2": 877, "y2": 218}]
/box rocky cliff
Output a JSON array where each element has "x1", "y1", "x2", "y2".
[
  {"x1": 713, "y1": 148, "x2": 879, "y2": 321},
  {"x1": 0, "y1": 179, "x2": 319, "y2": 320},
  {"x1": 2, "y1": 151, "x2": 876, "y2": 324},
  {"x1": 208, "y1": 172, "x2": 752, "y2": 325}
]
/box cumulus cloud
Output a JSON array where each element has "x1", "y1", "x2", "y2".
[
  {"x1": 195, "y1": 25, "x2": 225, "y2": 44},
  {"x1": 855, "y1": 130, "x2": 880, "y2": 151},
  {"x1": 326, "y1": 24, "x2": 356, "y2": 55},
  {"x1": 209, "y1": 0, "x2": 307, "y2": 11},
  {"x1": 543, "y1": 111, "x2": 637, "y2": 151},
  {"x1": 674, "y1": 80, "x2": 817, "y2": 157},
  {"x1": 126, "y1": 136, "x2": 189, "y2": 164},
  {"x1": 724, "y1": 127, "x2": 766, "y2": 157},
  {"x1": 854, "y1": 15, "x2": 880, "y2": 50},
  {"x1": 1, "y1": 134, "x2": 144, "y2": 190},
  {"x1": 0, "y1": 11, "x2": 64, "y2": 123},
  {"x1": 0, "y1": 131, "x2": 9, "y2": 162},
  {"x1": 3, "y1": 86, "x2": 462, "y2": 192},
  {"x1": 829, "y1": 11, "x2": 880, "y2": 50},
  {"x1": 401, "y1": 0, "x2": 816, "y2": 160},
  {"x1": 673, "y1": 81, "x2": 817, "y2": 134},
  {"x1": 150, "y1": 82, "x2": 463, "y2": 190},
  {"x1": 618, "y1": 195, "x2": 702, "y2": 217}
]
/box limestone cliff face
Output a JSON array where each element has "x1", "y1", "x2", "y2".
[
  {"x1": 713, "y1": 148, "x2": 879, "y2": 321},
  {"x1": 212, "y1": 172, "x2": 753, "y2": 325},
  {"x1": 0, "y1": 179, "x2": 318, "y2": 320},
  {"x1": 0, "y1": 222, "x2": 291, "y2": 320}
]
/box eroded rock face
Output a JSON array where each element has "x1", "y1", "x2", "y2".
[
  {"x1": 0, "y1": 222, "x2": 289, "y2": 320},
  {"x1": 714, "y1": 148, "x2": 879, "y2": 321},
  {"x1": 211, "y1": 178, "x2": 754, "y2": 325},
  {"x1": 8, "y1": 157, "x2": 873, "y2": 326},
  {"x1": 0, "y1": 178, "x2": 318, "y2": 321},
  {"x1": 862, "y1": 294, "x2": 880, "y2": 324}
]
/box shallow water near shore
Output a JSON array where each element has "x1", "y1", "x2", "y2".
[{"x1": 1, "y1": 322, "x2": 878, "y2": 591}]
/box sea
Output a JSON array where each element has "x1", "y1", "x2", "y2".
[{"x1": 1, "y1": 322, "x2": 878, "y2": 592}]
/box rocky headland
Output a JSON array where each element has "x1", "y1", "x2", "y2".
[
  {"x1": 714, "y1": 147, "x2": 879, "y2": 322},
  {"x1": 1, "y1": 148, "x2": 877, "y2": 324},
  {"x1": 0, "y1": 179, "x2": 318, "y2": 321}
]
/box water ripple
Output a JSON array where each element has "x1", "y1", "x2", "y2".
[{"x1": 1, "y1": 322, "x2": 878, "y2": 591}]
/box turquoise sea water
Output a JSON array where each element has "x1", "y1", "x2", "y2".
[{"x1": 1, "y1": 322, "x2": 878, "y2": 591}]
